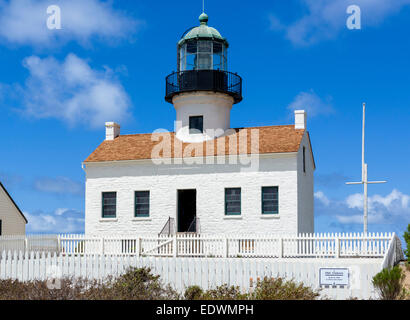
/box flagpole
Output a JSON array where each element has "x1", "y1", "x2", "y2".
[{"x1": 346, "y1": 103, "x2": 387, "y2": 235}]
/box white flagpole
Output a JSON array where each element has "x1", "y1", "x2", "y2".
[{"x1": 346, "y1": 103, "x2": 387, "y2": 234}]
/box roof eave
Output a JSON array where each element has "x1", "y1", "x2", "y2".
[{"x1": 82, "y1": 152, "x2": 299, "y2": 167}]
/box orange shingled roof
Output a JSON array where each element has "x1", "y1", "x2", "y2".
[{"x1": 84, "y1": 125, "x2": 306, "y2": 163}]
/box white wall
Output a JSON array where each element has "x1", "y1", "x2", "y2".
[
  {"x1": 85, "y1": 154, "x2": 304, "y2": 237},
  {"x1": 297, "y1": 132, "x2": 315, "y2": 234},
  {"x1": 173, "y1": 92, "x2": 234, "y2": 142},
  {"x1": 0, "y1": 187, "x2": 26, "y2": 236}
]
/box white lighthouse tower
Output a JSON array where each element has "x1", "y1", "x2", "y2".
[{"x1": 165, "y1": 12, "x2": 243, "y2": 143}]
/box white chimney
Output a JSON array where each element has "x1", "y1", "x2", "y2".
[
  {"x1": 105, "y1": 122, "x2": 121, "y2": 140},
  {"x1": 294, "y1": 110, "x2": 307, "y2": 130}
]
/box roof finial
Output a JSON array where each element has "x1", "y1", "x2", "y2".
[
  {"x1": 202, "y1": 0, "x2": 205, "y2": 13},
  {"x1": 199, "y1": 11, "x2": 208, "y2": 25}
]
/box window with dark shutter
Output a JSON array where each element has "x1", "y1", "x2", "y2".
[
  {"x1": 189, "y1": 116, "x2": 204, "y2": 134},
  {"x1": 102, "y1": 192, "x2": 117, "y2": 218},
  {"x1": 135, "y1": 191, "x2": 150, "y2": 217},
  {"x1": 225, "y1": 188, "x2": 241, "y2": 216},
  {"x1": 262, "y1": 187, "x2": 279, "y2": 215}
]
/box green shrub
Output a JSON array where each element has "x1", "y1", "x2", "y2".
[
  {"x1": 404, "y1": 224, "x2": 410, "y2": 264},
  {"x1": 0, "y1": 268, "x2": 321, "y2": 300},
  {"x1": 184, "y1": 286, "x2": 204, "y2": 300},
  {"x1": 0, "y1": 278, "x2": 94, "y2": 300},
  {"x1": 202, "y1": 284, "x2": 248, "y2": 300},
  {"x1": 372, "y1": 266, "x2": 405, "y2": 300},
  {"x1": 98, "y1": 267, "x2": 180, "y2": 300},
  {"x1": 0, "y1": 268, "x2": 180, "y2": 301},
  {"x1": 250, "y1": 277, "x2": 320, "y2": 300}
]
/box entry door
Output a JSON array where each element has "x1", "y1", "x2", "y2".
[{"x1": 177, "y1": 190, "x2": 197, "y2": 233}]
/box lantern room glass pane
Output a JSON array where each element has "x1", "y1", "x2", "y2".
[
  {"x1": 196, "y1": 53, "x2": 212, "y2": 70},
  {"x1": 179, "y1": 40, "x2": 228, "y2": 71},
  {"x1": 187, "y1": 42, "x2": 197, "y2": 54},
  {"x1": 198, "y1": 40, "x2": 212, "y2": 53},
  {"x1": 186, "y1": 54, "x2": 196, "y2": 70},
  {"x1": 179, "y1": 44, "x2": 186, "y2": 71},
  {"x1": 213, "y1": 42, "x2": 223, "y2": 70}
]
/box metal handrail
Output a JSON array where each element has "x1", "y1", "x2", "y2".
[
  {"x1": 165, "y1": 70, "x2": 242, "y2": 104},
  {"x1": 159, "y1": 217, "x2": 175, "y2": 236},
  {"x1": 187, "y1": 217, "x2": 200, "y2": 233}
]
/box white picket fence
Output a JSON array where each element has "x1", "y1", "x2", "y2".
[
  {"x1": 58, "y1": 232, "x2": 396, "y2": 258},
  {"x1": 0, "y1": 233, "x2": 404, "y2": 300},
  {"x1": 0, "y1": 251, "x2": 384, "y2": 299},
  {"x1": 0, "y1": 234, "x2": 59, "y2": 253},
  {"x1": 0, "y1": 233, "x2": 397, "y2": 259}
]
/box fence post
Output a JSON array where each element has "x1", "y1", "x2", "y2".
[
  {"x1": 223, "y1": 236, "x2": 228, "y2": 258},
  {"x1": 136, "y1": 237, "x2": 140, "y2": 258},
  {"x1": 57, "y1": 235, "x2": 61, "y2": 254},
  {"x1": 24, "y1": 238, "x2": 28, "y2": 252},
  {"x1": 101, "y1": 238, "x2": 104, "y2": 255},
  {"x1": 173, "y1": 235, "x2": 177, "y2": 258},
  {"x1": 335, "y1": 236, "x2": 340, "y2": 258},
  {"x1": 279, "y1": 238, "x2": 283, "y2": 258}
]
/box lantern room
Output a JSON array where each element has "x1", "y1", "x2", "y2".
[
  {"x1": 177, "y1": 13, "x2": 228, "y2": 72},
  {"x1": 165, "y1": 13, "x2": 242, "y2": 105}
]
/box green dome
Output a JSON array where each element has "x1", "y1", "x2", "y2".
[{"x1": 178, "y1": 13, "x2": 228, "y2": 47}]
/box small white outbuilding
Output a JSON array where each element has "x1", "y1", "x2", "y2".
[{"x1": 0, "y1": 182, "x2": 27, "y2": 236}]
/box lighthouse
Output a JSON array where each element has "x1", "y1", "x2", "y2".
[
  {"x1": 165, "y1": 12, "x2": 242, "y2": 143},
  {"x1": 85, "y1": 11, "x2": 314, "y2": 238}
]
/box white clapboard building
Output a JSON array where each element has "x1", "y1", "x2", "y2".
[{"x1": 83, "y1": 13, "x2": 315, "y2": 237}]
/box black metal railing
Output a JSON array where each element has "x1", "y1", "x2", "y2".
[
  {"x1": 187, "y1": 217, "x2": 200, "y2": 233},
  {"x1": 165, "y1": 70, "x2": 242, "y2": 104}
]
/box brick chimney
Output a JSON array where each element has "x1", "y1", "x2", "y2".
[
  {"x1": 105, "y1": 122, "x2": 120, "y2": 140},
  {"x1": 294, "y1": 110, "x2": 307, "y2": 130}
]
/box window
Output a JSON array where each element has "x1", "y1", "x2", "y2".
[
  {"x1": 189, "y1": 116, "x2": 204, "y2": 134},
  {"x1": 225, "y1": 188, "x2": 241, "y2": 216},
  {"x1": 102, "y1": 192, "x2": 117, "y2": 218},
  {"x1": 135, "y1": 191, "x2": 150, "y2": 217},
  {"x1": 303, "y1": 146, "x2": 306, "y2": 173},
  {"x1": 262, "y1": 187, "x2": 279, "y2": 215}
]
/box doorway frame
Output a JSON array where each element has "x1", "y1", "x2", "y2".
[{"x1": 176, "y1": 189, "x2": 197, "y2": 233}]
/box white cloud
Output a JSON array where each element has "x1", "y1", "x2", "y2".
[
  {"x1": 54, "y1": 208, "x2": 69, "y2": 216},
  {"x1": 34, "y1": 176, "x2": 82, "y2": 195},
  {"x1": 287, "y1": 90, "x2": 334, "y2": 117},
  {"x1": 0, "y1": 0, "x2": 140, "y2": 47},
  {"x1": 345, "y1": 193, "x2": 364, "y2": 210},
  {"x1": 316, "y1": 189, "x2": 410, "y2": 226},
  {"x1": 19, "y1": 53, "x2": 131, "y2": 128},
  {"x1": 335, "y1": 213, "x2": 385, "y2": 224},
  {"x1": 25, "y1": 209, "x2": 84, "y2": 233},
  {"x1": 345, "y1": 189, "x2": 410, "y2": 214},
  {"x1": 270, "y1": 0, "x2": 410, "y2": 46},
  {"x1": 315, "y1": 191, "x2": 330, "y2": 206}
]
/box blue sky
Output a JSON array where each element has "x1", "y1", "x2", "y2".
[{"x1": 0, "y1": 0, "x2": 409, "y2": 241}]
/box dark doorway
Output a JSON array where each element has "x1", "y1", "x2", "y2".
[{"x1": 177, "y1": 190, "x2": 197, "y2": 233}]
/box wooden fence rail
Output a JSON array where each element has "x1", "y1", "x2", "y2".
[{"x1": 0, "y1": 233, "x2": 398, "y2": 259}]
